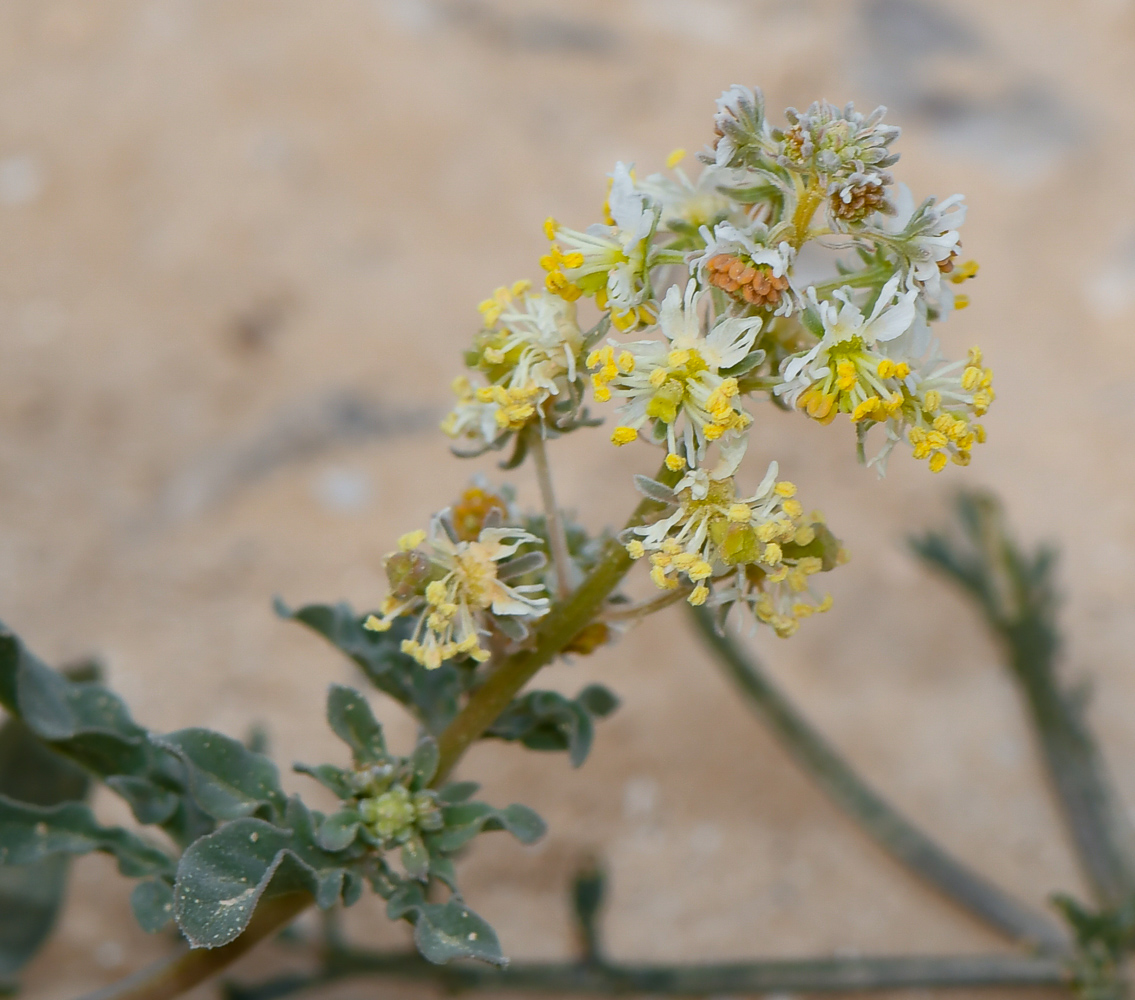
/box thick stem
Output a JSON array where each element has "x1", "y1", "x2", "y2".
[
  {"x1": 529, "y1": 429, "x2": 574, "y2": 600},
  {"x1": 689, "y1": 605, "x2": 1070, "y2": 953},
  {"x1": 228, "y1": 950, "x2": 1068, "y2": 1000},
  {"x1": 434, "y1": 462, "x2": 681, "y2": 784},
  {"x1": 77, "y1": 893, "x2": 312, "y2": 1000}
]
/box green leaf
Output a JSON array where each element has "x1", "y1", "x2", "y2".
[
  {"x1": 409, "y1": 737, "x2": 439, "y2": 790},
  {"x1": 0, "y1": 857, "x2": 70, "y2": 982},
  {"x1": 436, "y1": 781, "x2": 479, "y2": 804},
  {"x1": 317, "y1": 810, "x2": 360, "y2": 852},
  {"x1": 155, "y1": 729, "x2": 285, "y2": 822},
  {"x1": 413, "y1": 899, "x2": 505, "y2": 966},
  {"x1": 0, "y1": 796, "x2": 174, "y2": 878},
  {"x1": 486, "y1": 686, "x2": 619, "y2": 767},
  {"x1": 325, "y1": 686, "x2": 386, "y2": 765},
  {"x1": 293, "y1": 762, "x2": 354, "y2": 800},
  {"x1": 0, "y1": 624, "x2": 213, "y2": 847},
  {"x1": 430, "y1": 800, "x2": 545, "y2": 853},
  {"x1": 173, "y1": 813, "x2": 352, "y2": 949},
  {"x1": 276, "y1": 601, "x2": 467, "y2": 734},
  {"x1": 0, "y1": 707, "x2": 91, "y2": 983},
  {"x1": 401, "y1": 835, "x2": 429, "y2": 882},
  {"x1": 131, "y1": 879, "x2": 175, "y2": 933}
]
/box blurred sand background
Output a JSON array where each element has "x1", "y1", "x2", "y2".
[{"x1": 2, "y1": 1, "x2": 1135, "y2": 997}]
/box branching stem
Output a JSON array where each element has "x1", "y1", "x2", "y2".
[
  {"x1": 226, "y1": 949, "x2": 1068, "y2": 999},
  {"x1": 688, "y1": 605, "x2": 1070, "y2": 953}
]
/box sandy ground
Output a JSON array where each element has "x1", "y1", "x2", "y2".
[{"x1": 3, "y1": 1, "x2": 1135, "y2": 997}]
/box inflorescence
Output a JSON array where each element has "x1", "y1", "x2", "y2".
[{"x1": 371, "y1": 86, "x2": 991, "y2": 667}]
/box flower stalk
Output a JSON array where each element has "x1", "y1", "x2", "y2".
[{"x1": 528, "y1": 428, "x2": 574, "y2": 599}]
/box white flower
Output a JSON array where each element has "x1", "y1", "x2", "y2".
[
  {"x1": 777, "y1": 273, "x2": 917, "y2": 409},
  {"x1": 442, "y1": 286, "x2": 583, "y2": 449},
  {"x1": 880, "y1": 184, "x2": 967, "y2": 304},
  {"x1": 637, "y1": 159, "x2": 735, "y2": 233},
  {"x1": 706, "y1": 85, "x2": 771, "y2": 169},
  {"x1": 591, "y1": 280, "x2": 762, "y2": 467},
  {"x1": 366, "y1": 517, "x2": 549, "y2": 669},
  {"x1": 625, "y1": 459, "x2": 835, "y2": 634}
]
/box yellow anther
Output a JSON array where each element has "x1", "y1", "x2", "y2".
[
  {"x1": 665, "y1": 452, "x2": 686, "y2": 472},
  {"x1": 967, "y1": 346, "x2": 983, "y2": 367},
  {"x1": 952, "y1": 450, "x2": 971, "y2": 466},
  {"x1": 668, "y1": 349, "x2": 691, "y2": 368},
  {"x1": 727, "y1": 503, "x2": 751, "y2": 523},
  {"x1": 703, "y1": 423, "x2": 725, "y2": 440},
  {"x1": 877, "y1": 359, "x2": 895, "y2": 378},
  {"x1": 650, "y1": 565, "x2": 679, "y2": 590},
  {"x1": 929, "y1": 452, "x2": 948, "y2": 473},
  {"x1": 425, "y1": 581, "x2": 448, "y2": 605},
  {"x1": 974, "y1": 424, "x2": 987, "y2": 443},
  {"x1": 543, "y1": 217, "x2": 557, "y2": 240},
  {"x1": 648, "y1": 367, "x2": 668, "y2": 388},
  {"x1": 794, "y1": 524, "x2": 815, "y2": 546},
  {"x1": 626, "y1": 540, "x2": 645, "y2": 559},
  {"x1": 782, "y1": 499, "x2": 803, "y2": 519},
  {"x1": 954, "y1": 294, "x2": 970, "y2": 309},
  {"x1": 767, "y1": 566, "x2": 789, "y2": 583},
  {"x1": 923, "y1": 390, "x2": 942, "y2": 412},
  {"x1": 793, "y1": 603, "x2": 815, "y2": 619},
  {"x1": 617, "y1": 351, "x2": 635, "y2": 373},
  {"x1": 774, "y1": 481, "x2": 797, "y2": 498},
  {"x1": 926, "y1": 431, "x2": 948, "y2": 449},
  {"x1": 818, "y1": 594, "x2": 834, "y2": 612},
  {"x1": 611, "y1": 426, "x2": 638, "y2": 446},
  {"x1": 650, "y1": 552, "x2": 671, "y2": 567},
  {"x1": 836, "y1": 360, "x2": 858, "y2": 391},
  {"x1": 610, "y1": 308, "x2": 638, "y2": 332},
  {"x1": 594, "y1": 385, "x2": 611, "y2": 403},
  {"x1": 563, "y1": 252, "x2": 584, "y2": 268},
  {"x1": 852, "y1": 397, "x2": 880, "y2": 422},
  {"x1": 363, "y1": 614, "x2": 391, "y2": 632},
  {"x1": 511, "y1": 279, "x2": 531, "y2": 297},
  {"x1": 961, "y1": 366, "x2": 981, "y2": 391},
  {"x1": 763, "y1": 542, "x2": 783, "y2": 565},
  {"x1": 950, "y1": 259, "x2": 979, "y2": 282},
  {"x1": 972, "y1": 390, "x2": 991, "y2": 415},
  {"x1": 666, "y1": 147, "x2": 687, "y2": 169},
  {"x1": 689, "y1": 560, "x2": 713, "y2": 581},
  {"x1": 586, "y1": 349, "x2": 603, "y2": 369},
  {"x1": 672, "y1": 552, "x2": 697, "y2": 570},
  {"x1": 397, "y1": 529, "x2": 426, "y2": 551},
  {"x1": 688, "y1": 583, "x2": 709, "y2": 606},
  {"x1": 893, "y1": 362, "x2": 911, "y2": 379},
  {"x1": 662, "y1": 538, "x2": 683, "y2": 555}
]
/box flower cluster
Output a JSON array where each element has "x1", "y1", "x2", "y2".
[{"x1": 378, "y1": 85, "x2": 992, "y2": 661}]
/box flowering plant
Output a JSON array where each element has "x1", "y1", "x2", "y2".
[{"x1": 5, "y1": 87, "x2": 1130, "y2": 1000}]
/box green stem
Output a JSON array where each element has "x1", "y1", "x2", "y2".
[
  {"x1": 434, "y1": 462, "x2": 682, "y2": 784},
  {"x1": 809, "y1": 264, "x2": 893, "y2": 298},
  {"x1": 529, "y1": 429, "x2": 574, "y2": 600},
  {"x1": 76, "y1": 893, "x2": 312, "y2": 1000},
  {"x1": 689, "y1": 605, "x2": 1070, "y2": 953},
  {"x1": 227, "y1": 950, "x2": 1068, "y2": 1000},
  {"x1": 993, "y1": 603, "x2": 1135, "y2": 908}
]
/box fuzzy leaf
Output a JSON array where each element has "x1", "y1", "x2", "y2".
[
  {"x1": 155, "y1": 729, "x2": 285, "y2": 822},
  {"x1": 486, "y1": 686, "x2": 619, "y2": 767},
  {"x1": 173, "y1": 812, "x2": 351, "y2": 949},
  {"x1": 431, "y1": 801, "x2": 545, "y2": 853},
  {"x1": 131, "y1": 879, "x2": 175, "y2": 933},
  {"x1": 0, "y1": 796, "x2": 174, "y2": 878},
  {"x1": 326, "y1": 685, "x2": 387, "y2": 764},
  {"x1": 414, "y1": 900, "x2": 505, "y2": 966},
  {"x1": 317, "y1": 810, "x2": 361, "y2": 852},
  {"x1": 293, "y1": 763, "x2": 355, "y2": 800},
  {"x1": 409, "y1": 737, "x2": 439, "y2": 790}
]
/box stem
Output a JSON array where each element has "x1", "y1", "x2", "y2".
[
  {"x1": 689, "y1": 605, "x2": 1070, "y2": 953},
  {"x1": 529, "y1": 429, "x2": 574, "y2": 600},
  {"x1": 809, "y1": 265, "x2": 893, "y2": 298},
  {"x1": 602, "y1": 586, "x2": 692, "y2": 623},
  {"x1": 997, "y1": 610, "x2": 1135, "y2": 908},
  {"x1": 227, "y1": 950, "x2": 1068, "y2": 1000},
  {"x1": 77, "y1": 893, "x2": 312, "y2": 1000},
  {"x1": 434, "y1": 461, "x2": 682, "y2": 784}
]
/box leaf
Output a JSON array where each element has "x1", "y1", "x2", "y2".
[
  {"x1": 0, "y1": 707, "x2": 90, "y2": 983},
  {"x1": 173, "y1": 814, "x2": 352, "y2": 949},
  {"x1": 293, "y1": 763, "x2": 355, "y2": 800},
  {"x1": 401, "y1": 835, "x2": 429, "y2": 882},
  {"x1": 0, "y1": 624, "x2": 212, "y2": 847},
  {"x1": 413, "y1": 899, "x2": 505, "y2": 967},
  {"x1": 485, "y1": 686, "x2": 619, "y2": 767},
  {"x1": 325, "y1": 686, "x2": 386, "y2": 764},
  {"x1": 316, "y1": 810, "x2": 360, "y2": 852},
  {"x1": 0, "y1": 796, "x2": 174, "y2": 878},
  {"x1": 276, "y1": 601, "x2": 467, "y2": 734},
  {"x1": 154, "y1": 729, "x2": 285, "y2": 823},
  {"x1": 436, "y1": 781, "x2": 480, "y2": 804},
  {"x1": 409, "y1": 737, "x2": 439, "y2": 790},
  {"x1": 131, "y1": 879, "x2": 175, "y2": 933},
  {"x1": 0, "y1": 857, "x2": 70, "y2": 982},
  {"x1": 430, "y1": 800, "x2": 545, "y2": 853}
]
